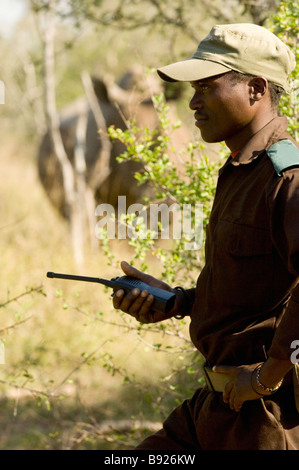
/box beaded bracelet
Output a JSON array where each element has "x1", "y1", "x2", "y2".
[{"x1": 255, "y1": 363, "x2": 283, "y2": 395}]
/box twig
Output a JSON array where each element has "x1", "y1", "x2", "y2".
[
  {"x1": 0, "y1": 286, "x2": 45, "y2": 309},
  {"x1": 50, "y1": 342, "x2": 110, "y2": 394},
  {"x1": 0, "y1": 316, "x2": 33, "y2": 333}
]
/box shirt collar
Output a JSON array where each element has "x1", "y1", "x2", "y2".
[{"x1": 230, "y1": 116, "x2": 289, "y2": 167}]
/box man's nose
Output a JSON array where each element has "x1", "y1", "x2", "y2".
[{"x1": 189, "y1": 94, "x2": 203, "y2": 111}]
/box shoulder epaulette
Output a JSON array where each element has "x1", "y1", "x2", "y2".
[{"x1": 267, "y1": 139, "x2": 299, "y2": 176}]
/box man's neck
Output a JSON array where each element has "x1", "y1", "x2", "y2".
[{"x1": 226, "y1": 111, "x2": 278, "y2": 153}]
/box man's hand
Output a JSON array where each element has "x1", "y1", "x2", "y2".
[
  {"x1": 112, "y1": 261, "x2": 183, "y2": 323},
  {"x1": 212, "y1": 363, "x2": 266, "y2": 412},
  {"x1": 213, "y1": 357, "x2": 292, "y2": 412}
]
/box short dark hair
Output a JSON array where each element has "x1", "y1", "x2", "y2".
[{"x1": 227, "y1": 70, "x2": 284, "y2": 108}]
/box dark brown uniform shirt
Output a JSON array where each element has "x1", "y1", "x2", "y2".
[
  {"x1": 137, "y1": 116, "x2": 299, "y2": 450},
  {"x1": 189, "y1": 116, "x2": 299, "y2": 367}
]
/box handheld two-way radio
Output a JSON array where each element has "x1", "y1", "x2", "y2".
[{"x1": 46, "y1": 272, "x2": 176, "y2": 314}]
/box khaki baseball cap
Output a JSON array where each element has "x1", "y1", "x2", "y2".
[{"x1": 157, "y1": 23, "x2": 296, "y2": 92}]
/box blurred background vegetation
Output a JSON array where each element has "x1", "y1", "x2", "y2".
[{"x1": 0, "y1": 0, "x2": 297, "y2": 450}]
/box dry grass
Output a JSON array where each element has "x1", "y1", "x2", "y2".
[{"x1": 0, "y1": 137, "x2": 197, "y2": 449}]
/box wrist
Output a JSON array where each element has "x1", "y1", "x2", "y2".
[
  {"x1": 259, "y1": 356, "x2": 293, "y2": 388},
  {"x1": 173, "y1": 286, "x2": 192, "y2": 319},
  {"x1": 254, "y1": 363, "x2": 283, "y2": 395},
  {"x1": 251, "y1": 357, "x2": 292, "y2": 396}
]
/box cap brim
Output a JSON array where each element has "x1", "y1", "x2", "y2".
[{"x1": 157, "y1": 58, "x2": 232, "y2": 82}]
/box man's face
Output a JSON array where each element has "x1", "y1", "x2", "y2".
[{"x1": 189, "y1": 73, "x2": 255, "y2": 145}]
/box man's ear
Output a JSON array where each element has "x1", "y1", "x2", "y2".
[{"x1": 248, "y1": 76, "x2": 268, "y2": 101}]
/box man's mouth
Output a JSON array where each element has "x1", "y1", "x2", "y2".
[{"x1": 194, "y1": 113, "x2": 208, "y2": 126}]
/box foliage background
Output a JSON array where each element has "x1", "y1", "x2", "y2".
[{"x1": 0, "y1": 0, "x2": 297, "y2": 449}]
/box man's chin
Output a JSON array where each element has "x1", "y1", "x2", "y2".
[{"x1": 199, "y1": 133, "x2": 221, "y2": 144}]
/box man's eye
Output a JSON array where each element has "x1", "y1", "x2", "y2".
[
  {"x1": 191, "y1": 83, "x2": 209, "y2": 93},
  {"x1": 192, "y1": 85, "x2": 209, "y2": 93}
]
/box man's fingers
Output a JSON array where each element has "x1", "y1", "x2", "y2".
[
  {"x1": 113, "y1": 261, "x2": 173, "y2": 323},
  {"x1": 113, "y1": 287, "x2": 141, "y2": 312},
  {"x1": 229, "y1": 387, "x2": 236, "y2": 410},
  {"x1": 230, "y1": 392, "x2": 243, "y2": 412},
  {"x1": 112, "y1": 289, "x2": 125, "y2": 309},
  {"x1": 223, "y1": 380, "x2": 234, "y2": 403},
  {"x1": 229, "y1": 389, "x2": 241, "y2": 411},
  {"x1": 127, "y1": 290, "x2": 151, "y2": 316},
  {"x1": 120, "y1": 261, "x2": 152, "y2": 283},
  {"x1": 120, "y1": 261, "x2": 170, "y2": 290},
  {"x1": 120, "y1": 261, "x2": 141, "y2": 277},
  {"x1": 234, "y1": 401, "x2": 243, "y2": 412},
  {"x1": 113, "y1": 287, "x2": 155, "y2": 321}
]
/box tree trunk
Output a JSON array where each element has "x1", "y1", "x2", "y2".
[{"x1": 41, "y1": 0, "x2": 85, "y2": 265}]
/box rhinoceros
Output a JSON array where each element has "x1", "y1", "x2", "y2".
[{"x1": 37, "y1": 66, "x2": 189, "y2": 219}]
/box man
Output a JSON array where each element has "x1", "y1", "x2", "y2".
[{"x1": 113, "y1": 23, "x2": 299, "y2": 450}]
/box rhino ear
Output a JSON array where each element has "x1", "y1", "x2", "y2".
[{"x1": 91, "y1": 77, "x2": 110, "y2": 102}]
